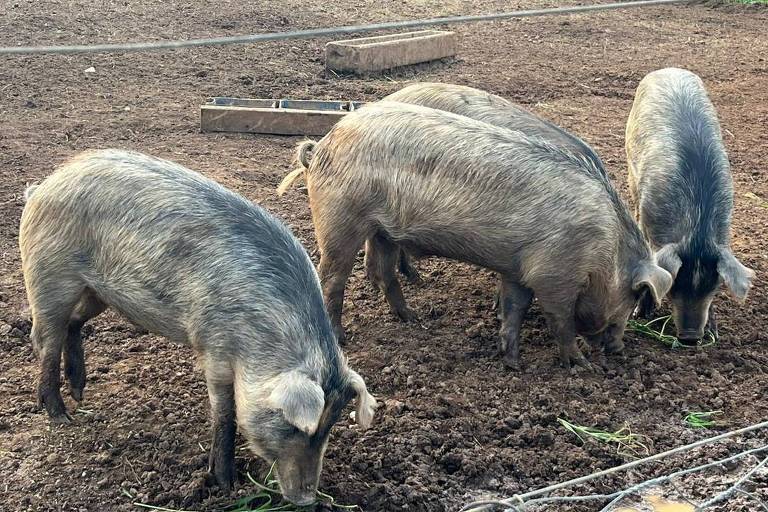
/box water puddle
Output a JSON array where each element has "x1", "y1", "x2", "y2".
[{"x1": 615, "y1": 494, "x2": 695, "y2": 512}]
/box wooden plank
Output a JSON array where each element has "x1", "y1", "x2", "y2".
[
  {"x1": 325, "y1": 30, "x2": 457, "y2": 73},
  {"x1": 200, "y1": 98, "x2": 365, "y2": 136}
]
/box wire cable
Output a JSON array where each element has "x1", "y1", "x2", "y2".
[{"x1": 0, "y1": 0, "x2": 687, "y2": 55}]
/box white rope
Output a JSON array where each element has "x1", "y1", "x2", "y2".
[
  {"x1": 0, "y1": 0, "x2": 687, "y2": 55},
  {"x1": 459, "y1": 444, "x2": 768, "y2": 511},
  {"x1": 461, "y1": 419, "x2": 768, "y2": 511},
  {"x1": 697, "y1": 454, "x2": 768, "y2": 509}
]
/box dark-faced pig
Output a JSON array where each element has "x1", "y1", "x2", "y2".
[
  {"x1": 20, "y1": 149, "x2": 377, "y2": 505},
  {"x1": 381, "y1": 82, "x2": 606, "y2": 300},
  {"x1": 626, "y1": 68, "x2": 754, "y2": 343},
  {"x1": 278, "y1": 102, "x2": 672, "y2": 369}
]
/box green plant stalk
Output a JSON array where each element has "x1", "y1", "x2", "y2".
[
  {"x1": 132, "y1": 460, "x2": 359, "y2": 512},
  {"x1": 558, "y1": 418, "x2": 650, "y2": 458},
  {"x1": 627, "y1": 315, "x2": 716, "y2": 349},
  {"x1": 684, "y1": 411, "x2": 723, "y2": 428}
]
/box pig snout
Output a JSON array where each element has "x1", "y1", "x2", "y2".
[
  {"x1": 282, "y1": 487, "x2": 316, "y2": 507},
  {"x1": 677, "y1": 328, "x2": 703, "y2": 342},
  {"x1": 671, "y1": 298, "x2": 711, "y2": 344},
  {"x1": 675, "y1": 323, "x2": 706, "y2": 345},
  {"x1": 276, "y1": 458, "x2": 321, "y2": 506}
]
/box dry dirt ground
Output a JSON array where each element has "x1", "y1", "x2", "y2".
[{"x1": 1, "y1": 1, "x2": 767, "y2": 511}]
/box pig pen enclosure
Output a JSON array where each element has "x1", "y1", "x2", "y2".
[{"x1": 1, "y1": 0, "x2": 768, "y2": 511}]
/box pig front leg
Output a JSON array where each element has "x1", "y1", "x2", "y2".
[
  {"x1": 497, "y1": 279, "x2": 533, "y2": 370},
  {"x1": 33, "y1": 319, "x2": 71, "y2": 423},
  {"x1": 317, "y1": 224, "x2": 367, "y2": 345},
  {"x1": 206, "y1": 378, "x2": 236, "y2": 491},
  {"x1": 364, "y1": 234, "x2": 417, "y2": 323}
]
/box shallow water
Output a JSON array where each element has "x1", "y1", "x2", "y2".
[{"x1": 616, "y1": 495, "x2": 695, "y2": 512}]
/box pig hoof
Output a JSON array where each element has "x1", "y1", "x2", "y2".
[
  {"x1": 575, "y1": 337, "x2": 590, "y2": 354},
  {"x1": 333, "y1": 326, "x2": 346, "y2": 345},
  {"x1": 39, "y1": 390, "x2": 71, "y2": 422},
  {"x1": 593, "y1": 351, "x2": 609, "y2": 369},
  {"x1": 576, "y1": 357, "x2": 594, "y2": 371},
  {"x1": 68, "y1": 385, "x2": 84, "y2": 402},
  {"x1": 51, "y1": 412, "x2": 73, "y2": 424},
  {"x1": 404, "y1": 272, "x2": 423, "y2": 286},
  {"x1": 395, "y1": 307, "x2": 418, "y2": 323},
  {"x1": 399, "y1": 263, "x2": 423, "y2": 285},
  {"x1": 210, "y1": 463, "x2": 236, "y2": 492},
  {"x1": 568, "y1": 362, "x2": 594, "y2": 376},
  {"x1": 560, "y1": 352, "x2": 593, "y2": 372},
  {"x1": 502, "y1": 355, "x2": 521, "y2": 371}
]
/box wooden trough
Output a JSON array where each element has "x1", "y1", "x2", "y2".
[
  {"x1": 325, "y1": 30, "x2": 457, "y2": 73},
  {"x1": 200, "y1": 98, "x2": 365, "y2": 136}
]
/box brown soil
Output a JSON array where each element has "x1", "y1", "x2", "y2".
[{"x1": 1, "y1": 1, "x2": 767, "y2": 511}]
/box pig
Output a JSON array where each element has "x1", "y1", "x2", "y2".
[
  {"x1": 380, "y1": 82, "x2": 605, "y2": 303},
  {"x1": 19, "y1": 149, "x2": 377, "y2": 506},
  {"x1": 384, "y1": 82, "x2": 602, "y2": 168},
  {"x1": 278, "y1": 102, "x2": 673, "y2": 369},
  {"x1": 626, "y1": 68, "x2": 754, "y2": 343}
]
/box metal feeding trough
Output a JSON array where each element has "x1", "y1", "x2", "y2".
[{"x1": 200, "y1": 97, "x2": 365, "y2": 136}]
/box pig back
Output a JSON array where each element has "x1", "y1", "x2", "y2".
[{"x1": 626, "y1": 68, "x2": 732, "y2": 247}]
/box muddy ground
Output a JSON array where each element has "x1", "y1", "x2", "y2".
[{"x1": 1, "y1": 1, "x2": 767, "y2": 511}]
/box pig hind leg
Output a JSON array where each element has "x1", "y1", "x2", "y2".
[
  {"x1": 27, "y1": 277, "x2": 88, "y2": 422},
  {"x1": 366, "y1": 244, "x2": 421, "y2": 287},
  {"x1": 364, "y1": 234, "x2": 417, "y2": 322},
  {"x1": 316, "y1": 218, "x2": 368, "y2": 344},
  {"x1": 64, "y1": 290, "x2": 107, "y2": 402},
  {"x1": 205, "y1": 369, "x2": 236, "y2": 491},
  {"x1": 397, "y1": 248, "x2": 422, "y2": 284},
  {"x1": 497, "y1": 279, "x2": 533, "y2": 370}
]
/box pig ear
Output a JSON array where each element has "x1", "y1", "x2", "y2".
[
  {"x1": 655, "y1": 244, "x2": 682, "y2": 280},
  {"x1": 346, "y1": 369, "x2": 378, "y2": 429},
  {"x1": 268, "y1": 371, "x2": 325, "y2": 435},
  {"x1": 717, "y1": 247, "x2": 754, "y2": 301},
  {"x1": 632, "y1": 261, "x2": 674, "y2": 306}
]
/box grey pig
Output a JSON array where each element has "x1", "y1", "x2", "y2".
[
  {"x1": 626, "y1": 68, "x2": 754, "y2": 343},
  {"x1": 19, "y1": 149, "x2": 377, "y2": 506},
  {"x1": 381, "y1": 82, "x2": 606, "y2": 315},
  {"x1": 278, "y1": 102, "x2": 673, "y2": 369},
  {"x1": 384, "y1": 82, "x2": 602, "y2": 168}
]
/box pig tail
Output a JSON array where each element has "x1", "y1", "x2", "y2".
[{"x1": 276, "y1": 141, "x2": 317, "y2": 196}]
